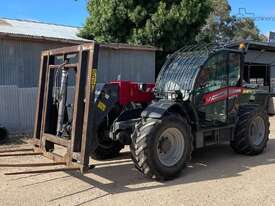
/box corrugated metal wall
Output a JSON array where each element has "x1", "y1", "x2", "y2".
[
  {"x1": 0, "y1": 38, "x2": 155, "y2": 134},
  {"x1": 98, "y1": 48, "x2": 155, "y2": 83},
  {"x1": 0, "y1": 38, "x2": 73, "y2": 134},
  {"x1": 0, "y1": 38, "x2": 71, "y2": 88},
  {"x1": 0, "y1": 86, "x2": 36, "y2": 133}
]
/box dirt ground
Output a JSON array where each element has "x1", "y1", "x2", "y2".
[{"x1": 1, "y1": 118, "x2": 275, "y2": 206}]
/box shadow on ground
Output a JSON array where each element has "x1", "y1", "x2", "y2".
[{"x1": 53, "y1": 139, "x2": 275, "y2": 205}]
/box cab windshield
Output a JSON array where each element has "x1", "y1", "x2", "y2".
[{"x1": 156, "y1": 45, "x2": 213, "y2": 98}]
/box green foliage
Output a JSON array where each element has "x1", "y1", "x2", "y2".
[
  {"x1": 80, "y1": 0, "x2": 212, "y2": 52},
  {"x1": 196, "y1": 0, "x2": 267, "y2": 43},
  {"x1": 231, "y1": 17, "x2": 267, "y2": 42}
]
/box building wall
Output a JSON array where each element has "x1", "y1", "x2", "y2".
[
  {"x1": 0, "y1": 38, "x2": 72, "y2": 88},
  {"x1": 0, "y1": 86, "x2": 36, "y2": 132},
  {"x1": 0, "y1": 38, "x2": 156, "y2": 134},
  {"x1": 0, "y1": 38, "x2": 75, "y2": 134},
  {"x1": 98, "y1": 47, "x2": 155, "y2": 83}
]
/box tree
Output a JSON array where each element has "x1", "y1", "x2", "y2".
[
  {"x1": 196, "y1": 0, "x2": 267, "y2": 43},
  {"x1": 231, "y1": 17, "x2": 267, "y2": 42},
  {"x1": 80, "y1": 0, "x2": 212, "y2": 52}
]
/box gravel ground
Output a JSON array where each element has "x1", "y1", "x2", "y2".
[{"x1": 1, "y1": 117, "x2": 275, "y2": 206}]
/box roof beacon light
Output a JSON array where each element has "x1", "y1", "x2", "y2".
[{"x1": 239, "y1": 43, "x2": 246, "y2": 50}]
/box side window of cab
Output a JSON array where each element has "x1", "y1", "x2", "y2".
[{"x1": 195, "y1": 52, "x2": 227, "y2": 96}]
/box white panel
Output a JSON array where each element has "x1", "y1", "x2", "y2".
[
  {"x1": 0, "y1": 86, "x2": 20, "y2": 132},
  {"x1": 18, "y1": 87, "x2": 37, "y2": 133}
]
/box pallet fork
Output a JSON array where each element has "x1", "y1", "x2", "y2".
[{"x1": 0, "y1": 43, "x2": 99, "y2": 175}]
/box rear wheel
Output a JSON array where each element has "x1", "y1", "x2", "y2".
[
  {"x1": 131, "y1": 115, "x2": 193, "y2": 180},
  {"x1": 231, "y1": 107, "x2": 269, "y2": 155}
]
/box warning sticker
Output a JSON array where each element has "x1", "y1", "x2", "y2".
[
  {"x1": 91, "y1": 69, "x2": 97, "y2": 90},
  {"x1": 97, "y1": 101, "x2": 106, "y2": 112}
]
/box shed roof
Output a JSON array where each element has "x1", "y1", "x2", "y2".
[
  {"x1": 0, "y1": 18, "x2": 159, "y2": 51},
  {"x1": 228, "y1": 41, "x2": 275, "y2": 52},
  {"x1": 0, "y1": 18, "x2": 91, "y2": 44}
]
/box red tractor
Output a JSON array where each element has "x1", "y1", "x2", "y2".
[{"x1": 91, "y1": 81, "x2": 155, "y2": 159}]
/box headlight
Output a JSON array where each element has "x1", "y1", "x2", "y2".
[{"x1": 167, "y1": 92, "x2": 177, "y2": 100}]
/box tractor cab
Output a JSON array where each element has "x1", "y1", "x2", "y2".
[
  {"x1": 193, "y1": 49, "x2": 243, "y2": 128},
  {"x1": 155, "y1": 44, "x2": 245, "y2": 128},
  {"x1": 154, "y1": 43, "x2": 273, "y2": 128}
]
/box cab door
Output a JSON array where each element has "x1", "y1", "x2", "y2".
[{"x1": 193, "y1": 51, "x2": 242, "y2": 128}]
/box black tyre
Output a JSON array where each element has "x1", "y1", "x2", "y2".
[
  {"x1": 91, "y1": 122, "x2": 124, "y2": 160},
  {"x1": 131, "y1": 115, "x2": 193, "y2": 180},
  {"x1": 0, "y1": 127, "x2": 8, "y2": 144},
  {"x1": 230, "y1": 107, "x2": 270, "y2": 155},
  {"x1": 91, "y1": 141, "x2": 124, "y2": 160}
]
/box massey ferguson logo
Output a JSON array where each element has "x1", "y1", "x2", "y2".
[{"x1": 203, "y1": 87, "x2": 243, "y2": 105}]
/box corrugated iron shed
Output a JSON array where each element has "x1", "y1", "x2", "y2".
[{"x1": 0, "y1": 18, "x2": 91, "y2": 44}]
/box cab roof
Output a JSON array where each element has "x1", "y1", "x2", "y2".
[{"x1": 227, "y1": 41, "x2": 275, "y2": 53}]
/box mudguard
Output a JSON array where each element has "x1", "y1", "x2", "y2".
[
  {"x1": 94, "y1": 83, "x2": 120, "y2": 127},
  {"x1": 141, "y1": 100, "x2": 176, "y2": 118},
  {"x1": 141, "y1": 100, "x2": 198, "y2": 127}
]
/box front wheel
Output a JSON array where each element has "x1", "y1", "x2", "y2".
[{"x1": 131, "y1": 115, "x2": 193, "y2": 180}]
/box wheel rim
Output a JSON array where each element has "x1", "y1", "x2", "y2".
[
  {"x1": 249, "y1": 116, "x2": 266, "y2": 146},
  {"x1": 157, "y1": 128, "x2": 185, "y2": 167}
]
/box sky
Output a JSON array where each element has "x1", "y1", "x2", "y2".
[
  {"x1": 229, "y1": 0, "x2": 275, "y2": 36},
  {"x1": 0, "y1": 0, "x2": 274, "y2": 36}
]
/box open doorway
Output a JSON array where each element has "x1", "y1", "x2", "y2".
[{"x1": 243, "y1": 63, "x2": 271, "y2": 92}]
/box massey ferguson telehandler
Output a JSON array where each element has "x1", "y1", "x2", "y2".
[{"x1": 0, "y1": 42, "x2": 272, "y2": 181}]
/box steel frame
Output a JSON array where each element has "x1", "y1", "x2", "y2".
[{"x1": 0, "y1": 43, "x2": 99, "y2": 175}]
